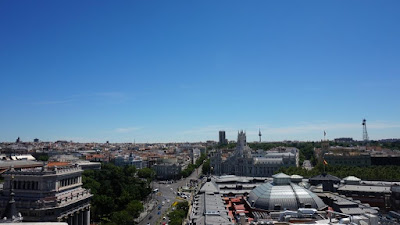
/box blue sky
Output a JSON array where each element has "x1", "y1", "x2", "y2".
[{"x1": 1, "y1": 1, "x2": 400, "y2": 143}]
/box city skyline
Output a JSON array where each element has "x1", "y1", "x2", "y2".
[
  {"x1": 3, "y1": 121, "x2": 400, "y2": 143},
  {"x1": 1, "y1": 1, "x2": 400, "y2": 143}
]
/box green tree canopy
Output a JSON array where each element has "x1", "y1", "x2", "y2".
[
  {"x1": 137, "y1": 168, "x2": 155, "y2": 179},
  {"x1": 82, "y1": 164, "x2": 151, "y2": 224}
]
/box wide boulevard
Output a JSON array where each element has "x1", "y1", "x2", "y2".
[{"x1": 138, "y1": 166, "x2": 202, "y2": 225}]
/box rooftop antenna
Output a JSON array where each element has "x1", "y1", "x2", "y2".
[
  {"x1": 258, "y1": 129, "x2": 262, "y2": 143},
  {"x1": 362, "y1": 119, "x2": 369, "y2": 144}
]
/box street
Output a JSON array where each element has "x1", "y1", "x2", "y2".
[{"x1": 138, "y1": 165, "x2": 202, "y2": 225}]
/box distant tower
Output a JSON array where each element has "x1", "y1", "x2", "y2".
[
  {"x1": 362, "y1": 119, "x2": 369, "y2": 143},
  {"x1": 258, "y1": 129, "x2": 262, "y2": 142},
  {"x1": 236, "y1": 131, "x2": 247, "y2": 156},
  {"x1": 219, "y1": 131, "x2": 227, "y2": 145}
]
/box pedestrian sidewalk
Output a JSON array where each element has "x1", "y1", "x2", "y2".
[{"x1": 135, "y1": 198, "x2": 158, "y2": 223}]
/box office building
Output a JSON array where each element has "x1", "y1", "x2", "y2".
[{"x1": 219, "y1": 131, "x2": 227, "y2": 145}]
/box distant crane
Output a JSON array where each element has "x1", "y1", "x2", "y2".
[
  {"x1": 362, "y1": 119, "x2": 369, "y2": 144},
  {"x1": 258, "y1": 129, "x2": 262, "y2": 143}
]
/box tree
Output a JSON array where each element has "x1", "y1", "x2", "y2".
[
  {"x1": 168, "y1": 201, "x2": 189, "y2": 225},
  {"x1": 126, "y1": 200, "x2": 144, "y2": 218},
  {"x1": 123, "y1": 165, "x2": 137, "y2": 177},
  {"x1": 110, "y1": 210, "x2": 132, "y2": 225},
  {"x1": 82, "y1": 164, "x2": 152, "y2": 223},
  {"x1": 137, "y1": 168, "x2": 155, "y2": 179},
  {"x1": 38, "y1": 155, "x2": 49, "y2": 161},
  {"x1": 202, "y1": 159, "x2": 210, "y2": 175}
]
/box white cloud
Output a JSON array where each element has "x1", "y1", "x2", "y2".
[{"x1": 114, "y1": 127, "x2": 141, "y2": 133}]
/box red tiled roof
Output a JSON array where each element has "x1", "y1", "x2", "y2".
[
  {"x1": 47, "y1": 162, "x2": 70, "y2": 167},
  {"x1": 231, "y1": 198, "x2": 241, "y2": 203},
  {"x1": 234, "y1": 204, "x2": 245, "y2": 211}
]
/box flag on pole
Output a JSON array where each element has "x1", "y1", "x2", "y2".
[
  {"x1": 324, "y1": 130, "x2": 326, "y2": 137},
  {"x1": 323, "y1": 159, "x2": 328, "y2": 165}
]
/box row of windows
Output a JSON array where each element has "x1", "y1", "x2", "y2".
[
  {"x1": 59, "y1": 177, "x2": 79, "y2": 188},
  {"x1": 13, "y1": 180, "x2": 39, "y2": 190},
  {"x1": 328, "y1": 160, "x2": 369, "y2": 165},
  {"x1": 251, "y1": 166, "x2": 278, "y2": 175}
]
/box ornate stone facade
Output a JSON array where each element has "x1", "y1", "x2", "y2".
[
  {"x1": 0, "y1": 165, "x2": 92, "y2": 225},
  {"x1": 210, "y1": 131, "x2": 299, "y2": 177}
]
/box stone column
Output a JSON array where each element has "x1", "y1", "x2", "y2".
[
  {"x1": 83, "y1": 210, "x2": 88, "y2": 225},
  {"x1": 78, "y1": 211, "x2": 84, "y2": 225},
  {"x1": 86, "y1": 209, "x2": 90, "y2": 225},
  {"x1": 67, "y1": 216, "x2": 73, "y2": 225},
  {"x1": 74, "y1": 212, "x2": 79, "y2": 225}
]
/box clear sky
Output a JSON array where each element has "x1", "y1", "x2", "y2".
[{"x1": 1, "y1": 1, "x2": 400, "y2": 143}]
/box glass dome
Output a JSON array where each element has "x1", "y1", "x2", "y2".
[{"x1": 247, "y1": 174, "x2": 327, "y2": 211}]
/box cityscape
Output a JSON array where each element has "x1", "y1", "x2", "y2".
[
  {"x1": 1, "y1": 1, "x2": 400, "y2": 225},
  {"x1": 1, "y1": 124, "x2": 400, "y2": 225}
]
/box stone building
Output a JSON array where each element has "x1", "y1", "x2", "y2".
[
  {"x1": 323, "y1": 153, "x2": 371, "y2": 167},
  {"x1": 154, "y1": 163, "x2": 181, "y2": 180},
  {"x1": 210, "y1": 131, "x2": 299, "y2": 177},
  {"x1": 0, "y1": 164, "x2": 92, "y2": 225}
]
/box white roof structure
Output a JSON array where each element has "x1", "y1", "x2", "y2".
[
  {"x1": 248, "y1": 173, "x2": 327, "y2": 211},
  {"x1": 343, "y1": 176, "x2": 361, "y2": 181}
]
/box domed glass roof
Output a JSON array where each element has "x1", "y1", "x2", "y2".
[{"x1": 248, "y1": 174, "x2": 327, "y2": 211}]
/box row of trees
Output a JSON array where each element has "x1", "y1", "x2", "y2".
[
  {"x1": 168, "y1": 201, "x2": 189, "y2": 225},
  {"x1": 278, "y1": 163, "x2": 400, "y2": 181},
  {"x1": 202, "y1": 158, "x2": 210, "y2": 175},
  {"x1": 180, "y1": 153, "x2": 207, "y2": 178},
  {"x1": 82, "y1": 164, "x2": 152, "y2": 225}
]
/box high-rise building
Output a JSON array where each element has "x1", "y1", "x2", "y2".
[{"x1": 219, "y1": 131, "x2": 227, "y2": 145}]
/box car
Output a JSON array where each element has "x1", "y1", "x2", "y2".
[
  {"x1": 163, "y1": 216, "x2": 166, "y2": 220},
  {"x1": 147, "y1": 223, "x2": 150, "y2": 225},
  {"x1": 158, "y1": 211, "x2": 161, "y2": 215},
  {"x1": 148, "y1": 215, "x2": 152, "y2": 220},
  {"x1": 158, "y1": 205, "x2": 162, "y2": 210}
]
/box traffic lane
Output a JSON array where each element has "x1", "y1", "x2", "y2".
[
  {"x1": 139, "y1": 196, "x2": 161, "y2": 225},
  {"x1": 142, "y1": 187, "x2": 175, "y2": 225},
  {"x1": 139, "y1": 192, "x2": 168, "y2": 225},
  {"x1": 142, "y1": 167, "x2": 201, "y2": 225}
]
